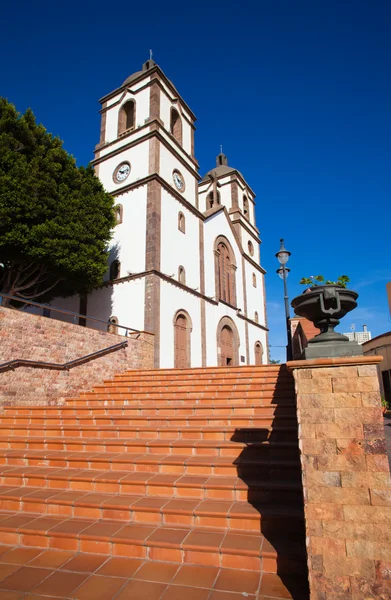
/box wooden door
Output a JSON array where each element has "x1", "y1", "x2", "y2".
[
  {"x1": 255, "y1": 342, "x2": 263, "y2": 365},
  {"x1": 175, "y1": 315, "x2": 188, "y2": 368},
  {"x1": 220, "y1": 326, "x2": 234, "y2": 366}
]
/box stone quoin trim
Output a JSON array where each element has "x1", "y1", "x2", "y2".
[{"x1": 230, "y1": 175, "x2": 239, "y2": 208}]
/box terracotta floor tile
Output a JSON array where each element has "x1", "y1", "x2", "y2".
[
  {"x1": 195, "y1": 501, "x2": 233, "y2": 515},
  {"x1": 113, "y1": 524, "x2": 156, "y2": 543},
  {"x1": 73, "y1": 574, "x2": 126, "y2": 599},
  {"x1": 74, "y1": 493, "x2": 113, "y2": 506},
  {"x1": 80, "y1": 522, "x2": 123, "y2": 540},
  {"x1": 171, "y1": 565, "x2": 219, "y2": 588},
  {"x1": 19, "y1": 516, "x2": 65, "y2": 533},
  {"x1": 148, "y1": 527, "x2": 189, "y2": 547},
  {"x1": 0, "y1": 515, "x2": 37, "y2": 530},
  {"x1": 0, "y1": 566, "x2": 53, "y2": 592},
  {"x1": 163, "y1": 499, "x2": 200, "y2": 513},
  {"x1": 259, "y1": 573, "x2": 294, "y2": 599},
  {"x1": 221, "y1": 533, "x2": 262, "y2": 555},
  {"x1": 96, "y1": 557, "x2": 144, "y2": 578},
  {"x1": 50, "y1": 519, "x2": 94, "y2": 536},
  {"x1": 101, "y1": 496, "x2": 140, "y2": 508},
  {"x1": 0, "y1": 547, "x2": 43, "y2": 565},
  {"x1": 208, "y1": 592, "x2": 255, "y2": 600},
  {"x1": 0, "y1": 546, "x2": 15, "y2": 558},
  {"x1": 116, "y1": 579, "x2": 167, "y2": 600},
  {"x1": 32, "y1": 570, "x2": 89, "y2": 598},
  {"x1": 50, "y1": 491, "x2": 90, "y2": 503},
  {"x1": 0, "y1": 564, "x2": 21, "y2": 583},
  {"x1": 162, "y1": 586, "x2": 210, "y2": 600},
  {"x1": 132, "y1": 497, "x2": 169, "y2": 509},
  {"x1": 134, "y1": 561, "x2": 179, "y2": 583},
  {"x1": 28, "y1": 550, "x2": 75, "y2": 569},
  {"x1": 182, "y1": 530, "x2": 225, "y2": 550},
  {"x1": 61, "y1": 553, "x2": 107, "y2": 573},
  {"x1": 214, "y1": 569, "x2": 260, "y2": 594},
  {"x1": 0, "y1": 591, "x2": 25, "y2": 600}
]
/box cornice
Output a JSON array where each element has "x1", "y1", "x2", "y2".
[
  {"x1": 93, "y1": 120, "x2": 200, "y2": 174},
  {"x1": 237, "y1": 312, "x2": 269, "y2": 332}
]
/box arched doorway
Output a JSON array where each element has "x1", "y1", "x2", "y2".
[
  {"x1": 221, "y1": 326, "x2": 234, "y2": 366},
  {"x1": 174, "y1": 311, "x2": 192, "y2": 368},
  {"x1": 255, "y1": 341, "x2": 263, "y2": 365},
  {"x1": 216, "y1": 317, "x2": 240, "y2": 367}
]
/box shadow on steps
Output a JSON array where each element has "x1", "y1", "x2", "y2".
[{"x1": 231, "y1": 368, "x2": 310, "y2": 600}]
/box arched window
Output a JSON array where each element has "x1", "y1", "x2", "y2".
[
  {"x1": 253, "y1": 273, "x2": 257, "y2": 287},
  {"x1": 178, "y1": 212, "x2": 185, "y2": 233},
  {"x1": 248, "y1": 241, "x2": 254, "y2": 256},
  {"x1": 108, "y1": 316, "x2": 119, "y2": 334},
  {"x1": 254, "y1": 311, "x2": 259, "y2": 323},
  {"x1": 255, "y1": 341, "x2": 264, "y2": 365},
  {"x1": 215, "y1": 238, "x2": 237, "y2": 306},
  {"x1": 170, "y1": 108, "x2": 182, "y2": 145},
  {"x1": 110, "y1": 260, "x2": 121, "y2": 281},
  {"x1": 118, "y1": 101, "x2": 135, "y2": 136},
  {"x1": 178, "y1": 266, "x2": 186, "y2": 284},
  {"x1": 115, "y1": 204, "x2": 123, "y2": 225},
  {"x1": 243, "y1": 196, "x2": 248, "y2": 216},
  {"x1": 207, "y1": 191, "x2": 221, "y2": 209}
]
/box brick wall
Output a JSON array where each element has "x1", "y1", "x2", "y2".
[
  {"x1": 289, "y1": 356, "x2": 391, "y2": 599},
  {"x1": 0, "y1": 307, "x2": 154, "y2": 406}
]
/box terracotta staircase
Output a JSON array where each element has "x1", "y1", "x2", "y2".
[{"x1": 0, "y1": 365, "x2": 309, "y2": 598}]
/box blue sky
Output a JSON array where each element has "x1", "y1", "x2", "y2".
[{"x1": 1, "y1": 0, "x2": 390, "y2": 362}]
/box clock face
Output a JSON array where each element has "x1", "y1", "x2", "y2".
[
  {"x1": 114, "y1": 162, "x2": 131, "y2": 183},
  {"x1": 173, "y1": 170, "x2": 185, "y2": 192}
]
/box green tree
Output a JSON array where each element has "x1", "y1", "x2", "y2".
[{"x1": 0, "y1": 98, "x2": 115, "y2": 306}]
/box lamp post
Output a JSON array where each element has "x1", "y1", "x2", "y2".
[{"x1": 276, "y1": 239, "x2": 293, "y2": 362}]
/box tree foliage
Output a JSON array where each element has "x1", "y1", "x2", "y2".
[{"x1": 0, "y1": 98, "x2": 115, "y2": 306}]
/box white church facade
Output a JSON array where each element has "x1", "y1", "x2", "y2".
[{"x1": 55, "y1": 59, "x2": 269, "y2": 369}]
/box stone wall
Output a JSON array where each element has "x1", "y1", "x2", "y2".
[
  {"x1": 0, "y1": 307, "x2": 154, "y2": 405},
  {"x1": 288, "y1": 356, "x2": 391, "y2": 600}
]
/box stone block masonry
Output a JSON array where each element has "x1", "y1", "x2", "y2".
[
  {"x1": 288, "y1": 356, "x2": 391, "y2": 600},
  {"x1": 0, "y1": 307, "x2": 154, "y2": 406}
]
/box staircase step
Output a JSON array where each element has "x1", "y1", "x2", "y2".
[
  {"x1": 5, "y1": 402, "x2": 297, "y2": 418},
  {"x1": 0, "y1": 486, "x2": 304, "y2": 529},
  {"x1": 0, "y1": 510, "x2": 306, "y2": 572}
]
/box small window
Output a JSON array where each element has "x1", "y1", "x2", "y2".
[
  {"x1": 115, "y1": 204, "x2": 123, "y2": 225},
  {"x1": 243, "y1": 196, "x2": 248, "y2": 216},
  {"x1": 252, "y1": 273, "x2": 257, "y2": 287},
  {"x1": 248, "y1": 241, "x2": 254, "y2": 256},
  {"x1": 254, "y1": 311, "x2": 259, "y2": 323},
  {"x1": 118, "y1": 101, "x2": 135, "y2": 136},
  {"x1": 207, "y1": 191, "x2": 221, "y2": 209},
  {"x1": 110, "y1": 260, "x2": 121, "y2": 281},
  {"x1": 178, "y1": 266, "x2": 186, "y2": 284},
  {"x1": 178, "y1": 212, "x2": 185, "y2": 233},
  {"x1": 108, "y1": 316, "x2": 119, "y2": 334},
  {"x1": 170, "y1": 108, "x2": 182, "y2": 145}
]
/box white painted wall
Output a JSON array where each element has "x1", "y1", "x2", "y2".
[
  {"x1": 245, "y1": 260, "x2": 265, "y2": 326},
  {"x1": 107, "y1": 185, "x2": 147, "y2": 277},
  {"x1": 86, "y1": 279, "x2": 146, "y2": 333},
  {"x1": 160, "y1": 280, "x2": 202, "y2": 368},
  {"x1": 159, "y1": 145, "x2": 196, "y2": 206},
  {"x1": 247, "y1": 323, "x2": 268, "y2": 365},
  {"x1": 160, "y1": 189, "x2": 200, "y2": 289},
  {"x1": 98, "y1": 141, "x2": 149, "y2": 193}
]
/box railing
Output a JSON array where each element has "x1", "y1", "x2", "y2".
[
  {"x1": 0, "y1": 341, "x2": 128, "y2": 373},
  {"x1": 0, "y1": 293, "x2": 141, "y2": 337}
]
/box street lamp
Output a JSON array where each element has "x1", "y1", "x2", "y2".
[{"x1": 276, "y1": 239, "x2": 293, "y2": 361}]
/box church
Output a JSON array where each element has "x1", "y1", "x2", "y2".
[{"x1": 56, "y1": 59, "x2": 269, "y2": 369}]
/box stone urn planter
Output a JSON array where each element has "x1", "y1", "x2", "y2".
[{"x1": 291, "y1": 284, "x2": 363, "y2": 359}]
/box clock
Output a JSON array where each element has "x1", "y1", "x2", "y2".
[
  {"x1": 172, "y1": 170, "x2": 185, "y2": 192},
  {"x1": 113, "y1": 162, "x2": 131, "y2": 183}
]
